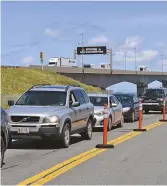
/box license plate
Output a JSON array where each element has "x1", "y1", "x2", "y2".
[{"x1": 18, "y1": 128, "x2": 29, "y2": 134}]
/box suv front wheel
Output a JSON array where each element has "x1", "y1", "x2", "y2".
[
  {"x1": 1, "y1": 136, "x2": 5, "y2": 167},
  {"x1": 61, "y1": 123, "x2": 70, "y2": 148}
]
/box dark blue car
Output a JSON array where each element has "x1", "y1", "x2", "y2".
[{"x1": 113, "y1": 93, "x2": 139, "y2": 122}]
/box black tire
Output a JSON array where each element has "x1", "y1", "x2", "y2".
[
  {"x1": 7, "y1": 135, "x2": 12, "y2": 149},
  {"x1": 1, "y1": 137, "x2": 5, "y2": 167},
  {"x1": 130, "y1": 111, "x2": 135, "y2": 122},
  {"x1": 144, "y1": 109, "x2": 149, "y2": 114},
  {"x1": 107, "y1": 117, "x2": 112, "y2": 131},
  {"x1": 81, "y1": 119, "x2": 93, "y2": 140},
  {"x1": 118, "y1": 115, "x2": 124, "y2": 128},
  {"x1": 61, "y1": 123, "x2": 70, "y2": 148}
]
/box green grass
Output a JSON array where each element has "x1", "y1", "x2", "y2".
[{"x1": 1, "y1": 67, "x2": 101, "y2": 108}]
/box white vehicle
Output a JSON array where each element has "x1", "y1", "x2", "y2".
[
  {"x1": 139, "y1": 65, "x2": 148, "y2": 71},
  {"x1": 48, "y1": 57, "x2": 77, "y2": 67},
  {"x1": 88, "y1": 93, "x2": 124, "y2": 131},
  {"x1": 100, "y1": 63, "x2": 110, "y2": 69}
]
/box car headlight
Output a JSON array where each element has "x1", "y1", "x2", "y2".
[
  {"x1": 123, "y1": 107, "x2": 131, "y2": 112},
  {"x1": 157, "y1": 98, "x2": 163, "y2": 101},
  {"x1": 44, "y1": 116, "x2": 60, "y2": 123},
  {"x1": 95, "y1": 111, "x2": 104, "y2": 116}
]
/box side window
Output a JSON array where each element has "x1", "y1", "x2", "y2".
[
  {"x1": 134, "y1": 96, "x2": 139, "y2": 102},
  {"x1": 133, "y1": 96, "x2": 136, "y2": 103},
  {"x1": 69, "y1": 91, "x2": 77, "y2": 106},
  {"x1": 113, "y1": 96, "x2": 119, "y2": 104},
  {"x1": 80, "y1": 90, "x2": 90, "y2": 103},
  {"x1": 110, "y1": 96, "x2": 116, "y2": 104},
  {"x1": 73, "y1": 89, "x2": 85, "y2": 105}
]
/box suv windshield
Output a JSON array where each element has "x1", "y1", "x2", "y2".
[
  {"x1": 16, "y1": 91, "x2": 67, "y2": 106},
  {"x1": 143, "y1": 89, "x2": 165, "y2": 98},
  {"x1": 89, "y1": 96, "x2": 108, "y2": 106},
  {"x1": 114, "y1": 95, "x2": 133, "y2": 105}
]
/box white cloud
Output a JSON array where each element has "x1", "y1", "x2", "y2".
[
  {"x1": 44, "y1": 28, "x2": 59, "y2": 37},
  {"x1": 88, "y1": 36, "x2": 108, "y2": 44},
  {"x1": 156, "y1": 42, "x2": 165, "y2": 47},
  {"x1": 120, "y1": 36, "x2": 144, "y2": 50},
  {"x1": 115, "y1": 49, "x2": 159, "y2": 64},
  {"x1": 21, "y1": 56, "x2": 34, "y2": 65}
]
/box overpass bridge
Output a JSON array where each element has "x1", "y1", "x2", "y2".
[{"x1": 30, "y1": 65, "x2": 167, "y2": 96}]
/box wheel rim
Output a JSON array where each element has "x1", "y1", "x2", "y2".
[
  {"x1": 108, "y1": 118, "x2": 112, "y2": 130},
  {"x1": 121, "y1": 115, "x2": 124, "y2": 124},
  {"x1": 64, "y1": 127, "x2": 70, "y2": 145},
  {"x1": 88, "y1": 122, "x2": 92, "y2": 137},
  {"x1": 132, "y1": 112, "x2": 135, "y2": 121}
]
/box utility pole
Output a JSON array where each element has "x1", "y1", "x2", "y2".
[
  {"x1": 150, "y1": 59, "x2": 152, "y2": 72},
  {"x1": 161, "y1": 54, "x2": 164, "y2": 73},
  {"x1": 77, "y1": 42, "x2": 80, "y2": 67},
  {"x1": 124, "y1": 52, "x2": 127, "y2": 70},
  {"x1": 80, "y1": 33, "x2": 84, "y2": 68},
  {"x1": 134, "y1": 47, "x2": 137, "y2": 71}
]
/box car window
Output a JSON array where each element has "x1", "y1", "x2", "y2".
[
  {"x1": 73, "y1": 89, "x2": 85, "y2": 105},
  {"x1": 110, "y1": 96, "x2": 116, "y2": 104},
  {"x1": 134, "y1": 96, "x2": 139, "y2": 102},
  {"x1": 143, "y1": 89, "x2": 165, "y2": 98},
  {"x1": 69, "y1": 91, "x2": 77, "y2": 106},
  {"x1": 113, "y1": 96, "x2": 119, "y2": 104},
  {"x1": 80, "y1": 90, "x2": 90, "y2": 103},
  {"x1": 89, "y1": 96, "x2": 108, "y2": 106}
]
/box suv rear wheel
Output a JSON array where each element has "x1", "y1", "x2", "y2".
[
  {"x1": 81, "y1": 119, "x2": 93, "y2": 140},
  {"x1": 61, "y1": 123, "x2": 70, "y2": 148}
]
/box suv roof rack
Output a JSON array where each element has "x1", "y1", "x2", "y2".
[{"x1": 28, "y1": 84, "x2": 51, "y2": 90}]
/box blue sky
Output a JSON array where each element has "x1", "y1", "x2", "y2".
[{"x1": 1, "y1": 1, "x2": 167, "y2": 92}]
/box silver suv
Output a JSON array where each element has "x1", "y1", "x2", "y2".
[{"x1": 6, "y1": 84, "x2": 94, "y2": 148}]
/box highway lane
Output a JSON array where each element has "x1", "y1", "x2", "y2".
[
  {"x1": 1, "y1": 112, "x2": 165, "y2": 185},
  {"x1": 47, "y1": 120, "x2": 167, "y2": 185}
]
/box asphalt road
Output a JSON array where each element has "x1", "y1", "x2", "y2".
[{"x1": 1, "y1": 112, "x2": 167, "y2": 185}]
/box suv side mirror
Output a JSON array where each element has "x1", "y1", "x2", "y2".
[
  {"x1": 8, "y1": 100, "x2": 15, "y2": 106},
  {"x1": 72, "y1": 102, "x2": 80, "y2": 107}
]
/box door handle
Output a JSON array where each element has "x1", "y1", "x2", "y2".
[
  {"x1": 79, "y1": 109, "x2": 82, "y2": 112},
  {"x1": 86, "y1": 107, "x2": 89, "y2": 110}
]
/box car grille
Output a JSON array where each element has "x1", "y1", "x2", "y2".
[
  {"x1": 11, "y1": 116, "x2": 40, "y2": 123},
  {"x1": 143, "y1": 99, "x2": 157, "y2": 103}
]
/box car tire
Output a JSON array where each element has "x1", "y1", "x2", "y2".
[
  {"x1": 130, "y1": 111, "x2": 135, "y2": 122},
  {"x1": 81, "y1": 119, "x2": 93, "y2": 140},
  {"x1": 144, "y1": 109, "x2": 149, "y2": 114},
  {"x1": 1, "y1": 137, "x2": 5, "y2": 167},
  {"x1": 7, "y1": 135, "x2": 12, "y2": 149},
  {"x1": 107, "y1": 117, "x2": 112, "y2": 131},
  {"x1": 61, "y1": 123, "x2": 70, "y2": 148},
  {"x1": 118, "y1": 115, "x2": 124, "y2": 128}
]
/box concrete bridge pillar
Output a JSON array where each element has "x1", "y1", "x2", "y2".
[{"x1": 137, "y1": 83, "x2": 148, "y2": 97}]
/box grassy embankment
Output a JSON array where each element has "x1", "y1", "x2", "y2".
[{"x1": 1, "y1": 68, "x2": 101, "y2": 109}]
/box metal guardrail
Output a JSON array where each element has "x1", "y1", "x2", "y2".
[{"x1": 0, "y1": 65, "x2": 30, "y2": 68}]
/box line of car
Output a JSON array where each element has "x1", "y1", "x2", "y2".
[{"x1": 1, "y1": 85, "x2": 167, "y2": 167}]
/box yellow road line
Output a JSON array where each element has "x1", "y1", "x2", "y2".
[{"x1": 17, "y1": 121, "x2": 165, "y2": 186}]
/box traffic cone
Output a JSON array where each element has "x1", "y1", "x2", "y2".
[
  {"x1": 159, "y1": 97, "x2": 167, "y2": 122},
  {"x1": 96, "y1": 104, "x2": 114, "y2": 148},
  {"x1": 133, "y1": 98, "x2": 147, "y2": 131}
]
